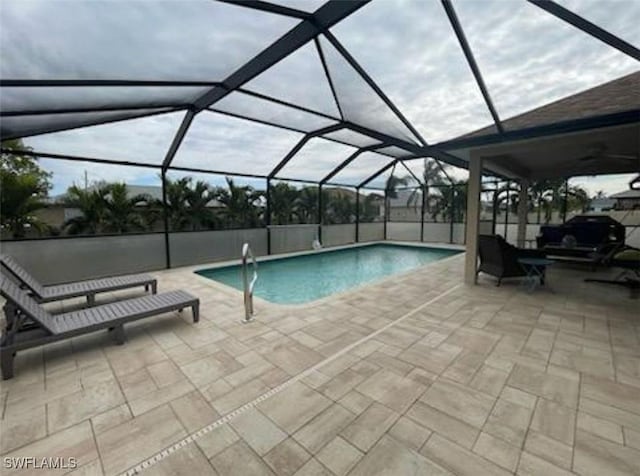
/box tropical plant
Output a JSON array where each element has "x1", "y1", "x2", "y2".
[
  {"x1": 406, "y1": 158, "x2": 450, "y2": 221},
  {"x1": 0, "y1": 139, "x2": 52, "y2": 238},
  {"x1": 160, "y1": 177, "x2": 219, "y2": 231},
  {"x1": 0, "y1": 173, "x2": 51, "y2": 238},
  {"x1": 359, "y1": 193, "x2": 382, "y2": 222},
  {"x1": 62, "y1": 184, "x2": 110, "y2": 234},
  {"x1": 440, "y1": 179, "x2": 468, "y2": 223},
  {"x1": 184, "y1": 179, "x2": 220, "y2": 231},
  {"x1": 102, "y1": 183, "x2": 150, "y2": 233},
  {"x1": 293, "y1": 187, "x2": 319, "y2": 224},
  {"x1": 269, "y1": 182, "x2": 298, "y2": 225},
  {"x1": 324, "y1": 193, "x2": 354, "y2": 224},
  {"x1": 215, "y1": 177, "x2": 263, "y2": 228}
]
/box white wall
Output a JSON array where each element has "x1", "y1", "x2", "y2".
[
  {"x1": 358, "y1": 223, "x2": 384, "y2": 242},
  {"x1": 421, "y1": 223, "x2": 450, "y2": 243},
  {"x1": 270, "y1": 225, "x2": 318, "y2": 254},
  {"x1": 322, "y1": 224, "x2": 355, "y2": 247},
  {"x1": 169, "y1": 229, "x2": 268, "y2": 267},
  {"x1": 387, "y1": 222, "x2": 421, "y2": 241},
  {"x1": 1, "y1": 234, "x2": 166, "y2": 284}
]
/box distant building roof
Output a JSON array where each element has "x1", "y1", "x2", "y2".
[
  {"x1": 462, "y1": 71, "x2": 640, "y2": 139},
  {"x1": 588, "y1": 197, "x2": 616, "y2": 208},
  {"x1": 610, "y1": 188, "x2": 640, "y2": 199}
]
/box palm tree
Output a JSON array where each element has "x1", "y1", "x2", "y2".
[
  {"x1": 162, "y1": 177, "x2": 190, "y2": 231},
  {"x1": 0, "y1": 139, "x2": 52, "y2": 238},
  {"x1": 0, "y1": 173, "x2": 50, "y2": 238},
  {"x1": 216, "y1": 177, "x2": 263, "y2": 228},
  {"x1": 102, "y1": 183, "x2": 150, "y2": 233},
  {"x1": 325, "y1": 193, "x2": 354, "y2": 224},
  {"x1": 294, "y1": 187, "x2": 319, "y2": 224},
  {"x1": 184, "y1": 180, "x2": 219, "y2": 231},
  {"x1": 385, "y1": 173, "x2": 408, "y2": 222},
  {"x1": 439, "y1": 179, "x2": 468, "y2": 223},
  {"x1": 160, "y1": 177, "x2": 218, "y2": 231},
  {"x1": 406, "y1": 158, "x2": 449, "y2": 220},
  {"x1": 359, "y1": 193, "x2": 382, "y2": 222},
  {"x1": 63, "y1": 184, "x2": 110, "y2": 234},
  {"x1": 269, "y1": 182, "x2": 298, "y2": 225}
]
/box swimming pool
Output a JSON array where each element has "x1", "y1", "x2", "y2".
[{"x1": 196, "y1": 244, "x2": 460, "y2": 304}]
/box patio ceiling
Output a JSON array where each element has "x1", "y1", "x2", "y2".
[
  {"x1": 440, "y1": 71, "x2": 640, "y2": 179},
  {"x1": 0, "y1": 0, "x2": 638, "y2": 187}
]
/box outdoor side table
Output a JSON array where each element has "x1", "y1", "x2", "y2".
[{"x1": 518, "y1": 257, "x2": 554, "y2": 292}]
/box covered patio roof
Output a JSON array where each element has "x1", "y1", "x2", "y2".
[{"x1": 442, "y1": 71, "x2": 640, "y2": 179}]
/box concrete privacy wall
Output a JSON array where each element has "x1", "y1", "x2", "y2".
[
  {"x1": 387, "y1": 222, "x2": 467, "y2": 244},
  {"x1": 169, "y1": 229, "x2": 268, "y2": 267},
  {"x1": 452, "y1": 224, "x2": 466, "y2": 244},
  {"x1": 387, "y1": 222, "x2": 421, "y2": 241},
  {"x1": 270, "y1": 225, "x2": 318, "y2": 255},
  {"x1": 1, "y1": 234, "x2": 166, "y2": 284},
  {"x1": 322, "y1": 224, "x2": 356, "y2": 247},
  {"x1": 421, "y1": 223, "x2": 450, "y2": 243},
  {"x1": 358, "y1": 223, "x2": 385, "y2": 242}
]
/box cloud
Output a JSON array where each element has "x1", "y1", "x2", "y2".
[
  {"x1": 5, "y1": 0, "x2": 639, "y2": 197},
  {"x1": 570, "y1": 173, "x2": 637, "y2": 196}
]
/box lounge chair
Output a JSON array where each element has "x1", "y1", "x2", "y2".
[
  {"x1": 0, "y1": 274, "x2": 199, "y2": 379},
  {"x1": 477, "y1": 234, "x2": 547, "y2": 286},
  {"x1": 585, "y1": 245, "x2": 640, "y2": 298},
  {"x1": 0, "y1": 254, "x2": 157, "y2": 305}
]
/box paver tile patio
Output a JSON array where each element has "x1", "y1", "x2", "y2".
[{"x1": 1, "y1": 252, "x2": 638, "y2": 475}]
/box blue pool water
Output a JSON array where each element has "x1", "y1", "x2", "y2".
[{"x1": 196, "y1": 244, "x2": 460, "y2": 304}]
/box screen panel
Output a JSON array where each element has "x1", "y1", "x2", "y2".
[
  {"x1": 212, "y1": 91, "x2": 337, "y2": 133},
  {"x1": 243, "y1": 42, "x2": 341, "y2": 116},
  {"x1": 2, "y1": 108, "x2": 175, "y2": 141},
  {"x1": 21, "y1": 111, "x2": 186, "y2": 164},
  {"x1": 322, "y1": 129, "x2": 381, "y2": 148},
  {"x1": 275, "y1": 138, "x2": 357, "y2": 182},
  {"x1": 330, "y1": 0, "x2": 495, "y2": 143},
  {"x1": 454, "y1": 0, "x2": 640, "y2": 122},
  {"x1": 328, "y1": 151, "x2": 395, "y2": 187},
  {"x1": 171, "y1": 110, "x2": 304, "y2": 175},
  {"x1": 0, "y1": 0, "x2": 297, "y2": 81},
  {"x1": 1, "y1": 86, "x2": 207, "y2": 114},
  {"x1": 556, "y1": 0, "x2": 640, "y2": 48},
  {"x1": 318, "y1": 36, "x2": 422, "y2": 145}
]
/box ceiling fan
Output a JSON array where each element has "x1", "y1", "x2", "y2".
[{"x1": 577, "y1": 144, "x2": 639, "y2": 163}]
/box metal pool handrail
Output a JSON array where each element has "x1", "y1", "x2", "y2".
[{"x1": 241, "y1": 243, "x2": 257, "y2": 323}]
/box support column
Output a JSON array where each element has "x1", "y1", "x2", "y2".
[
  {"x1": 161, "y1": 170, "x2": 171, "y2": 269},
  {"x1": 318, "y1": 184, "x2": 323, "y2": 244},
  {"x1": 517, "y1": 179, "x2": 529, "y2": 248},
  {"x1": 503, "y1": 180, "x2": 510, "y2": 239},
  {"x1": 266, "y1": 179, "x2": 272, "y2": 255},
  {"x1": 355, "y1": 187, "x2": 360, "y2": 243},
  {"x1": 383, "y1": 188, "x2": 388, "y2": 240},
  {"x1": 464, "y1": 152, "x2": 483, "y2": 285}
]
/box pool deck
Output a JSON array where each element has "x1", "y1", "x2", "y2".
[{"x1": 1, "y1": 247, "x2": 639, "y2": 475}]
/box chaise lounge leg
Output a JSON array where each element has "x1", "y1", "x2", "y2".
[
  {"x1": 192, "y1": 302, "x2": 200, "y2": 323},
  {"x1": 1, "y1": 348, "x2": 15, "y2": 380},
  {"x1": 496, "y1": 278, "x2": 502, "y2": 287},
  {"x1": 87, "y1": 294, "x2": 96, "y2": 306},
  {"x1": 110, "y1": 325, "x2": 126, "y2": 345},
  {"x1": 151, "y1": 282, "x2": 157, "y2": 294}
]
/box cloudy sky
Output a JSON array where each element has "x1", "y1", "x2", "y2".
[{"x1": 1, "y1": 0, "x2": 638, "y2": 196}]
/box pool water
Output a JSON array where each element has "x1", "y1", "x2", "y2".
[{"x1": 196, "y1": 244, "x2": 460, "y2": 304}]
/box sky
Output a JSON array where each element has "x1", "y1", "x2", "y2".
[{"x1": 1, "y1": 0, "x2": 638, "y2": 197}]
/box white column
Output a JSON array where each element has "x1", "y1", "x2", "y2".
[
  {"x1": 517, "y1": 179, "x2": 529, "y2": 248},
  {"x1": 464, "y1": 152, "x2": 483, "y2": 285}
]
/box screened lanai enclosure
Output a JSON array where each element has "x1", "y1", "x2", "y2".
[{"x1": 1, "y1": 0, "x2": 638, "y2": 283}]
